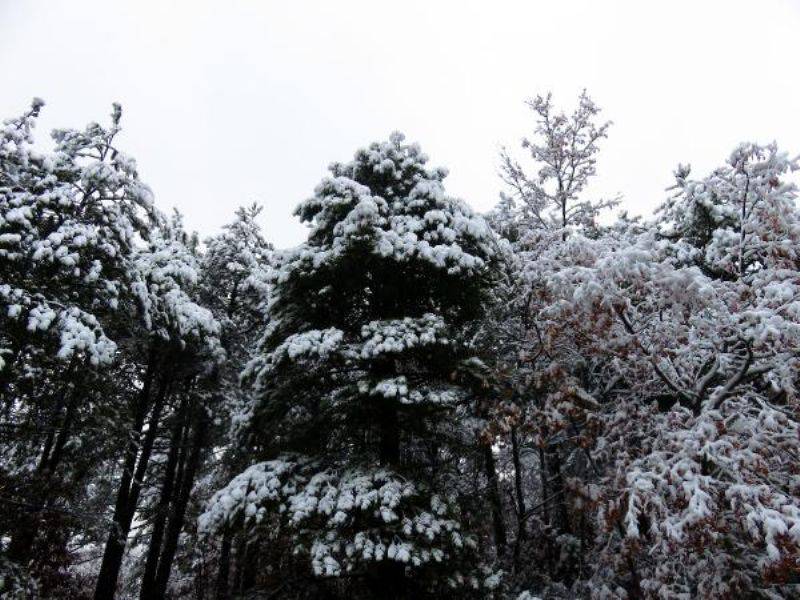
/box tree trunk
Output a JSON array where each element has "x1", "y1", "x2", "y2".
[
  {"x1": 546, "y1": 442, "x2": 570, "y2": 535},
  {"x1": 140, "y1": 396, "x2": 187, "y2": 599},
  {"x1": 511, "y1": 426, "x2": 526, "y2": 568},
  {"x1": 152, "y1": 408, "x2": 208, "y2": 598},
  {"x1": 94, "y1": 355, "x2": 166, "y2": 600},
  {"x1": 36, "y1": 379, "x2": 71, "y2": 472},
  {"x1": 368, "y1": 562, "x2": 409, "y2": 599},
  {"x1": 233, "y1": 534, "x2": 247, "y2": 596},
  {"x1": 45, "y1": 382, "x2": 80, "y2": 473},
  {"x1": 374, "y1": 400, "x2": 405, "y2": 592},
  {"x1": 36, "y1": 358, "x2": 78, "y2": 472},
  {"x1": 483, "y1": 444, "x2": 507, "y2": 550},
  {"x1": 538, "y1": 446, "x2": 550, "y2": 526},
  {"x1": 215, "y1": 527, "x2": 233, "y2": 600},
  {"x1": 0, "y1": 335, "x2": 22, "y2": 411},
  {"x1": 7, "y1": 376, "x2": 80, "y2": 562},
  {"x1": 378, "y1": 401, "x2": 400, "y2": 466}
]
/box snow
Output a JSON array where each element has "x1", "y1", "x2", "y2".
[
  {"x1": 201, "y1": 456, "x2": 473, "y2": 578},
  {"x1": 360, "y1": 314, "x2": 448, "y2": 357}
]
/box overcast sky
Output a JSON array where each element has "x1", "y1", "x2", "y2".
[{"x1": 3, "y1": 0, "x2": 799, "y2": 248}]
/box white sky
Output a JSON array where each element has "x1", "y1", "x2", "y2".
[{"x1": 3, "y1": 0, "x2": 799, "y2": 248}]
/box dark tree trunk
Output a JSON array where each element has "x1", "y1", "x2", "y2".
[
  {"x1": 37, "y1": 382, "x2": 70, "y2": 472},
  {"x1": 483, "y1": 444, "x2": 507, "y2": 550},
  {"x1": 511, "y1": 426, "x2": 527, "y2": 568},
  {"x1": 237, "y1": 537, "x2": 257, "y2": 593},
  {"x1": 616, "y1": 521, "x2": 643, "y2": 599},
  {"x1": 7, "y1": 375, "x2": 80, "y2": 563},
  {"x1": 546, "y1": 442, "x2": 570, "y2": 535},
  {"x1": 94, "y1": 354, "x2": 167, "y2": 600},
  {"x1": 368, "y1": 562, "x2": 409, "y2": 599},
  {"x1": 36, "y1": 359, "x2": 78, "y2": 472},
  {"x1": 152, "y1": 408, "x2": 208, "y2": 598},
  {"x1": 0, "y1": 335, "x2": 22, "y2": 410},
  {"x1": 140, "y1": 396, "x2": 187, "y2": 599},
  {"x1": 215, "y1": 527, "x2": 233, "y2": 600},
  {"x1": 45, "y1": 383, "x2": 80, "y2": 473},
  {"x1": 233, "y1": 534, "x2": 247, "y2": 596},
  {"x1": 538, "y1": 446, "x2": 550, "y2": 526},
  {"x1": 378, "y1": 400, "x2": 400, "y2": 466},
  {"x1": 374, "y1": 399, "x2": 405, "y2": 592}
]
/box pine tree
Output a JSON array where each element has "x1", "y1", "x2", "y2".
[
  {"x1": 0, "y1": 99, "x2": 156, "y2": 593},
  {"x1": 201, "y1": 133, "x2": 501, "y2": 598},
  {"x1": 163, "y1": 204, "x2": 273, "y2": 599},
  {"x1": 94, "y1": 214, "x2": 223, "y2": 600}
]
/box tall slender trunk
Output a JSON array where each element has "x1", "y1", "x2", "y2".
[
  {"x1": 738, "y1": 174, "x2": 751, "y2": 279},
  {"x1": 37, "y1": 386, "x2": 69, "y2": 472},
  {"x1": 0, "y1": 335, "x2": 22, "y2": 411},
  {"x1": 538, "y1": 446, "x2": 550, "y2": 526},
  {"x1": 511, "y1": 426, "x2": 527, "y2": 568},
  {"x1": 0, "y1": 354, "x2": 13, "y2": 408},
  {"x1": 37, "y1": 360, "x2": 78, "y2": 472},
  {"x1": 372, "y1": 398, "x2": 406, "y2": 594},
  {"x1": 560, "y1": 181, "x2": 568, "y2": 241},
  {"x1": 140, "y1": 396, "x2": 187, "y2": 599},
  {"x1": 616, "y1": 521, "x2": 642, "y2": 599},
  {"x1": 94, "y1": 353, "x2": 167, "y2": 600},
  {"x1": 7, "y1": 369, "x2": 80, "y2": 562},
  {"x1": 45, "y1": 383, "x2": 80, "y2": 473},
  {"x1": 128, "y1": 377, "x2": 170, "y2": 516},
  {"x1": 233, "y1": 534, "x2": 247, "y2": 596},
  {"x1": 152, "y1": 409, "x2": 208, "y2": 598},
  {"x1": 215, "y1": 527, "x2": 233, "y2": 600},
  {"x1": 236, "y1": 536, "x2": 257, "y2": 594},
  {"x1": 546, "y1": 442, "x2": 570, "y2": 535},
  {"x1": 483, "y1": 444, "x2": 507, "y2": 550}
]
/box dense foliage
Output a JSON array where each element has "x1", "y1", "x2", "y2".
[{"x1": 1, "y1": 94, "x2": 798, "y2": 599}]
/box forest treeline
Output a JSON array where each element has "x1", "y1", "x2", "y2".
[{"x1": 1, "y1": 93, "x2": 799, "y2": 599}]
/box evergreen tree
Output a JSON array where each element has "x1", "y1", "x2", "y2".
[
  {"x1": 94, "y1": 213, "x2": 223, "y2": 600},
  {"x1": 168, "y1": 204, "x2": 273, "y2": 599},
  {"x1": 0, "y1": 99, "x2": 156, "y2": 594},
  {"x1": 201, "y1": 133, "x2": 501, "y2": 598}
]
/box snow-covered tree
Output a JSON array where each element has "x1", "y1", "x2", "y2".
[
  {"x1": 201, "y1": 133, "x2": 501, "y2": 598},
  {"x1": 522, "y1": 144, "x2": 800, "y2": 597},
  {"x1": 94, "y1": 214, "x2": 223, "y2": 600},
  {"x1": 499, "y1": 90, "x2": 618, "y2": 239},
  {"x1": 0, "y1": 99, "x2": 157, "y2": 594},
  {"x1": 659, "y1": 142, "x2": 800, "y2": 280},
  {"x1": 480, "y1": 91, "x2": 623, "y2": 591},
  {"x1": 155, "y1": 204, "x2": 273, "y2": 599},
  {"x1": 489, "y1": 92, "x2": 800, "y2": 597},
  {"x1": 2, "y1": 92, "x2": 798, "y2": 600}
]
